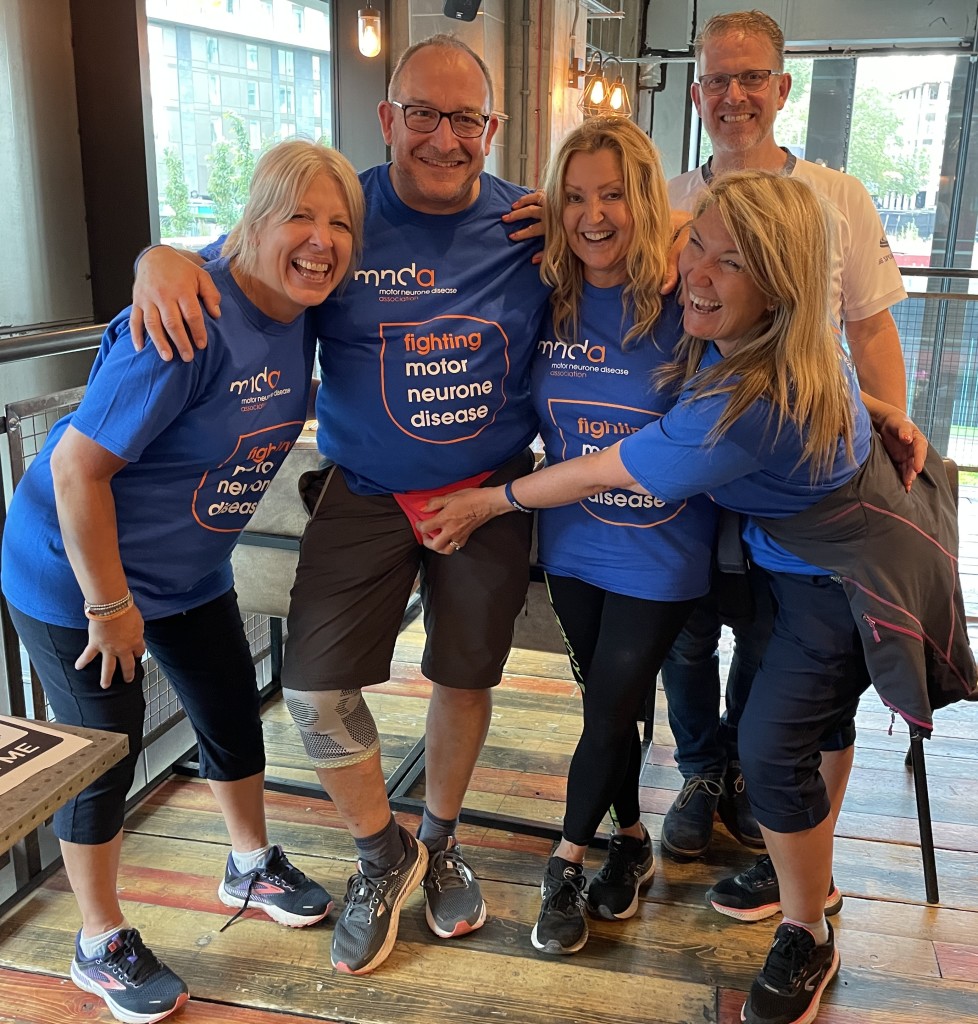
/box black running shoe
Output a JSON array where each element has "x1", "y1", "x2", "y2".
[
  {"x1": 219, "y1": 845, "x2": 333, "y2": 929},
  {"x1": 70, "y1": 928, "x2": 188, "y2": 1024},
  {"x1": 531, "y1": 856, "x2": 588, "y2": 955},
  {"x1": 331, "y1": 828, "x2": 428, "y2": 975},
  {"x1": 708, "y1": 854, "x2": 843, "y2": 923},
  {"x1": 586, "y1": 828, "x2": 655, "y2": 920},
  {"x1": 742, "y1": 921, "x2": 840, "y2": 1024}
]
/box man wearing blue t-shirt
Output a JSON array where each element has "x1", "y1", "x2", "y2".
[{"x1": 133, "y1": 35, "x2": 549, "y2": 976}]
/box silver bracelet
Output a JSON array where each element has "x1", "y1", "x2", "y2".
[{"x1": 84, "y1": 590, "x2": 134, "y2": 620}]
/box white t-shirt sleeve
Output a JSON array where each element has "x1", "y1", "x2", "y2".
[
  {"x1": 806, "y1": 165, "x2": 908, "y2": 323},
  {"x1": 667, "y1": 169, "x2": 706, "y2": 215}
]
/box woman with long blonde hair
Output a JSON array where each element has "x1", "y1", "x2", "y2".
[
  {"x1": 419, "y1": 170, "x2": 973, "y2": 1024},
  {"x1": 481, "y1": 115, "x2": 720, "y2": 956}
]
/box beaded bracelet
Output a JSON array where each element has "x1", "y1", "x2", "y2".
[
  {"x1": 504, "y1": 480, "x2": 534, "y2": 514},
  {"x1": 84, "y1": 590, "x2": 134, "y2": 621}
]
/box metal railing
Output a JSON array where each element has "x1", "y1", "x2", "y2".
[{"x1": 894, "y1": 267, "x2": 978, "y2": 472}]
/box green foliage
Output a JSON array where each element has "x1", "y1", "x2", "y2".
[
  {"x1": 162, "y1": 147, "x2": 192, "y2": 236},
  {"x1": 847, "y1": 87, "x2": 927, "y2": 200},
  {"x1": 207, "y1": 112, "x2": 257, "y2": 231},
  {"x1": 776, "y1": 59, "x2": 813, "y2": 152}
]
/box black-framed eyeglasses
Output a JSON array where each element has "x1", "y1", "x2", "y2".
[
  {"x1": 697, "y1": 69, "x2": 783, "y2": 96},
  {"x1": 390, "y1": 101, "x2": 490, "y2": 139}
]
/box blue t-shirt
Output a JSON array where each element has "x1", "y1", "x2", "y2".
[
  {"x1": 532, "y1": 286, "x2": 716, "y2": 600},
  {"x1": 618, "y1": 345, "x2": 872, "y2": 575},
  {"x1": 1, "y1": 259, "x2": 316, "y2": 627},
  {"x1": 312, "y1": 165, "x2": 551, "y2": 493}
]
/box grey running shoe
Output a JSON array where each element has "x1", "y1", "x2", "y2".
[
  {"x1": 530, "y1": 856, "x2": 588, "y2": 955},
  {"x1": 422, "y1": 837, "x2": 487, "y2": 938},
  {"x1": 331, "y1": 828, "x2": 428, "y2": 975},
  {"x1": 586, "y1": 828, "x2": 655, "y2": 920},
  {"x1": 707, "y1": 854, "x2": 844, "y2": 923}
]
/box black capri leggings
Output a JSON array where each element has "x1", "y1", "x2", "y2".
[
  {"x1": 545, "y1": 572, "x2": 696, "y2": 846},
  {"x1": 8, "y1": 588, "x2": 265, "y2": 845}
]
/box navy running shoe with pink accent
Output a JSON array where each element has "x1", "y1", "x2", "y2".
[
  {"x1": 742, "y1": 921, "x2": 840, "y2": 1024},
  {"x1": 70, "y1": 928, "x2": 188, "y2": 1024},
  {"x1": 707, "y1": 854, "x2": 843, "y2": 923},
  {"x1": 218, "y1": 844, "x2": 333, "y2": 929}
]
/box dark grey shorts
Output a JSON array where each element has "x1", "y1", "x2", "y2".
[{"x1": 282, "y1": 449, "x2": 535, "y2": 692}]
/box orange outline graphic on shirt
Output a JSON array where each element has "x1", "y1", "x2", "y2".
[
  {"x1": 547, "y1": 398, "x2": 686, "y2": 528},
  {"x1": 191, "y1": 420, "x2": 305, "y2": 533},
  {"x1": 379, "y1": 315, "x2": 510, "y2": 443}
]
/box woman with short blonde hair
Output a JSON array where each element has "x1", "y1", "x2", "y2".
[{"x1": 2, "y1": 138, "x2": 363, "y2": 1024}]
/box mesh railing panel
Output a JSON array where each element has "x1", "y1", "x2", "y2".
[{"x1": 894, "y1": 283, "x2": 978, "y2": 470}]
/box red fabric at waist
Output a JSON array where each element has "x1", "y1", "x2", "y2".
[{"x1": 393, "y1": 471, "x2": 493, "y2": 544}]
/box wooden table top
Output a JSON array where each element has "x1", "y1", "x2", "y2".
[{"x1": 0, "y1": 718, "x2": 128, "y2": 854}]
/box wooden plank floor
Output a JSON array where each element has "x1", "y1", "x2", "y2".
[{"x1": 1, "y1": 603, "x2": 976, "y2": 1024}]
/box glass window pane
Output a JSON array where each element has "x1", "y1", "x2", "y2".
[
  {"x1": 852, "y1": 55, "x2": 955, "y2": 275},
  {"x1": 145, "y1": 0, "x2": 333, "y2": 246}
]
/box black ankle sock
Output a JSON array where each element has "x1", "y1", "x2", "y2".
[
  {"x1": 355, "y1": 815, "x2": 403, "y2": 877},
  {"x1": 417, "y1": 806, "x2": 458, "y2": 852}
]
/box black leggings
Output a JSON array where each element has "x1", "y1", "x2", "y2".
[{"x1": 546, "y1": 573, "x2": 696, "y2": 846}]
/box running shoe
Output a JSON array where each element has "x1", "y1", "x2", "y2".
[
  {"x1": 218, "y1": 844, "x2": 333, "y2": 928},
  {"x1": 586, "y1": 828, "x2": 655, "y2": 920},
  {"x1": 422, "y1": 836, "x2": 487, "y2": 938},
  {"x1": 70, "y1": 928, "x2": 188, "y2": 1024},
  {"x1": 331, "y1": 828, "x2": 428, "y2": 975},
  {"x1": 707, "y1": 854, "x2": 843, "y2": 923}
]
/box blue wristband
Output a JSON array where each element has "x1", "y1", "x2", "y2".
[
  {"x1": 504, "y1": 480, "x2": 533, "y2": 513},
  {"x1": 133, "y1": 244, "x2": 164, "y2": 278}
]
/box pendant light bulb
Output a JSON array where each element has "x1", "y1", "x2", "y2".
[{"x1": 358, "y1": 6, "x2": 382, "y2": 58}]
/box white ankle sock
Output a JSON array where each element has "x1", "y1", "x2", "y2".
[
  {"x1": 80, "y1": 920, "x2": 130, "y2": 958},
  {"x1": 783, "y1": 915, "x2": 829, "y2": 945},
  {"x1": 231, "y1": 844, "x2": 272, "y2": 874}
]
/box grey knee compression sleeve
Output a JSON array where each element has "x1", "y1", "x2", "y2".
[{"x1": 283, "y1": 687, "x2": 380, "y2": 768}]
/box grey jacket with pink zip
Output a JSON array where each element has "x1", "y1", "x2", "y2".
[{"x1": 757, "y1": 431, "x2": 977, "y2": 733}]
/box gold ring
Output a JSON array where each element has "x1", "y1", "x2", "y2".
[{"x1": 449, "y1": 539, "x2": 461, "y2": 551}]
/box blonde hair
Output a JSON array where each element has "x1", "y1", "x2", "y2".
[
  {"x1": 695, "y1": 10, "x2": 785, "y2": 71},
  {"x1": 223, "y1": 138, "x2": 364, "y2": 287},
  {"x1": 662, "y1": 171, "x2": 855, "y2": 481},
  {"x1": 540, "y1": 116, "x2": 671, "y2": 349},
  {"x1": 389, "y1": 34, "x2": 494, "y2": 111}
]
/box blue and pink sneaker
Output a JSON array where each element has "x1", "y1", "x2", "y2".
[
  {"x1": 70, "y1": 927, "x2": 188, "y2": 1024},
  {"x1": 218, "y1": 844, "x2": 333, "y2": 929}
]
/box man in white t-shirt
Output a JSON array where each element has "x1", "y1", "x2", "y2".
[{"x1": 659, "y1": 10, "x2": 908, "y2": 896}]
